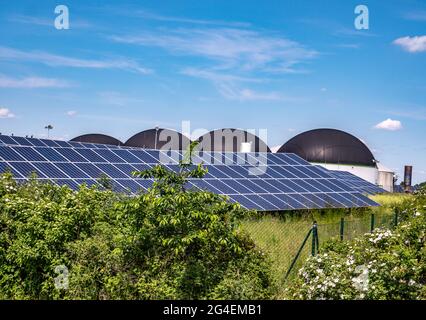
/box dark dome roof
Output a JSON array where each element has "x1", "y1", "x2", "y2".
[
  {"x1": 70, "y1": 134, "x2": 123, "y2": 146},
  {"x1": 278, "y1": 128, "x2": 376, "y2": 167},
  {"x1": 197, "y1": 128, "x2": 271, "y2": 152},
  {"x1": 125, "y1": 128, "x2": 191, "y2": 150}
]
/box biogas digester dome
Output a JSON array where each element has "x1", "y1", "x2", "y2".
[
  {"x1": 71, "y1": 134, "x2": 123, "y2": 146},
  {"x1": 277, "y1": 128, "x2": 394, "y2": 191},
  {"x1": 125, "y1": 128, "x2": 190, "y2": 150},
  {"x1": 278, "y1": 128, "x2": 376, "y2": 167},
  {"x1": 197, "y1": 128, "x2": 271, "y2": 153}
]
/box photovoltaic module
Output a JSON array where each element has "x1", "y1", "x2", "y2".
[{"x1": 0, "y1": 134, "x2": 380, "y2": 211}]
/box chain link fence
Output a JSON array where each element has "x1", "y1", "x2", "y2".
[{"x1": 240, "y1": 212, "x2": 399, "y2": 284}]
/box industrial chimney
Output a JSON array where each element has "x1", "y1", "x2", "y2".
[{"x1": 404, "y1": 165, "x2": 413, "y2": 193}]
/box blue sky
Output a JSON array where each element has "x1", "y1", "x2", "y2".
[{"x1": 0, "y1": 0, "x2": 425, "y2": 183}]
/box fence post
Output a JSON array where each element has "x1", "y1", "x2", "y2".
[
  {"x1": 311, "y1": 221, "x2": 318, "y2": 256},
  {"x1": 394, "y1": 211, "x2": 398, "y2": 227},
  {"x1": 284, "y1": 226, "x2": 313, "y2": 281},
  {"x1": 370, "y1": 214, "x2": 375, "y2": 233},
  {"x1": 340, "y1": 217, "x2": 344, "y2": 241}
]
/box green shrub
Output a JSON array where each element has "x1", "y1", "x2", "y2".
[{"x1": 0, "y1": 159, "x2": 274, "y2": 299}]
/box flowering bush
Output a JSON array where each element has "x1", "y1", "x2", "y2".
[{"x1": 287, "y1": 186, "x2": 426, "y2": 300}]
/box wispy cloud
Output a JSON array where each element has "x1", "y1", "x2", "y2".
[
  {"x1": 335, "y1": 43, "x2": 360, "y2": 49},
  {"x1": 8, "y1": 14, "x2": 91, "y2": 28},
  {"x1": 374, "y1": 118, "x2": 402, "y2": 131},
  {"x1": 111, "y1": 25, "x2": 316, "y2": 100},
  {"x1": 217, "y1": 84, "x2": 282, "y2": 101},
  {"x1": 387, "y1": 107, "x2": 426, "y2": 121},
  {"x1": 110, "y1": 28, "x2": 317, "y2": 73},
  {"x1": 66, "y1": 110, "x2": 77, "y2": 117},
  {"x1": 181, "y1": 68, "x2": 262, "y2": 83},
  {"x1": 393, "y1": 36, "x2": 426, "y2": 53},
  {"x1": 128, "y1": 9, "x2": 251, "y2": 28},
  {"x1": 403, "y1": 11, "x2": 426, "y2": 21},
  {"x1": 299, "y1": 18, "x2": 377, "y2": 37},
  {"x1": 0, "y1": 107, "x2": 15, "y2": 118},
  {"x1": 0, "y1": 46, "x2": 152, "y2": 74},
  {"x1": 0, "y1": 74, "x2": 71, "y2": 88},
  {"x1": 97, "y1": 91, "x2": 144, "y2": 106},
  {"x1": 182, "y1": 68, "x2": 303, "y2": 102}
]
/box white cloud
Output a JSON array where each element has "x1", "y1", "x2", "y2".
[
  {"x1": 0, "y1": 108, "x2": 15, "y2": 118},
  {"x1": 0, "y1": 75, "x2": 70, "y2": 88},
  {"x1": 66, "y1": 110, "x2": 77, "y2": 117},
  {"x1": 0, "y1": 46, "x2": 152, "y2": 74},
  {"x1": 111, "y1": 28, "x2": 317, "y2": 73},
  {"x1": 97, "y1": 91, "x2": 144, "y2": 106},
  {"x1": 374, "y1": 118, "x2": 402, "y2": 131},
  {"x1": 393, "y1": 36, "x2": 426, "y2": 53},
  {"x1": 218, "y1": 85, "x2": 282, "y2": 101}
]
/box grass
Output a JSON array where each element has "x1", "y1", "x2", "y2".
[{"x1": 239, "y1": 193, "x2": 413, "y2": 297}]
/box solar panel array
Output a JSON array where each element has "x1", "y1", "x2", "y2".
[
  {"x1": 0, "y1": 134, "x2": 379, "y2": 211},
  {"x1": 323, "y1": 169, "x2": 387, "y2": 195}
]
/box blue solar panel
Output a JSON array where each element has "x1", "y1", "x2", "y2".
[
  {"x1": 75, "y1": 148, "x2": 107, "y2": 163},
  {"x1": 0, "y1": 135, "x2": 19, "y2": 145},
  {"x1": 9, "y1": 161, "x2": 47, "y2": 178},
  {"x1": 12, "y1": 147, "x2": 47, "y2": 162},
  {"x1": 26, "y1": 137, "x2": 48, "y2": 147},
  {"x1": 0, "y1": 146, "x2": 26, "y2": 161},
  {"x1": 10, "y1": 136, "x2": 33, "y2": 146},
  {"x1": 220, "y1": 179, "x2": 254, "y2": 194},
  {"x1": 325, "y1": 170, "x2": 386, "y2": 194},
  {"x1": 93, "y1": 149, "x2": 126, "y2": 163},
  {"x1": 114, "y1": 163, "x2": 139, "y2": 177},
  {"x1": 32, "y1": 162, "x2": 69, "y2": 178},
  {"x1": 0, "y1": 134, "x2": 380, "y2": 211},
  {"x1": 228, "y1": 194, "x2": 264, "y2": 211},
  {"x1": 40, "y1": 139, "x2": 61, "y2": 147},
  {"x1": 55, "y1": 163, "x2": 89, "y2": 178},
  {"x1": 54, "y1": 140, "x2": 73, "y2": 148},
  {"x1": 56, "y1": 148, "x2": 88, "y2": 162},
  {"x1": 127, "y1": 150, "x2": 158, "y2": 163},
  {"x1": 111, "y1": 149, "x2": 141, "y2": 163},
  {"x1": 36, "y1": 147, "x2": 68, "y2": 162},
  {"x1": 94, "y1": 163, "x2": 127, "y2": 178},
  {"x1": 0, "y1": 162, "x2": 23, "y2": 177}
]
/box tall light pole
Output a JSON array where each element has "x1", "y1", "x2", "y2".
[
  {"x1": 45, "y1": 125, "x2": 53, "y2": 138},
  {"x1": 154, "y1": 126, "x2": 159, "y2": 150}
]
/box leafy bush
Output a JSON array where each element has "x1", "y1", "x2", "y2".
[
  {"x1": 0, "y1": 160, "x2": 274, "y2": 299},
  {"x1": 286, "y1": 186, "x2": 426, "y2": 300}
]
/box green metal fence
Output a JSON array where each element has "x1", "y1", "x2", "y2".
[{"x1": 240, "y1": 212, "x2": 400, "y2": 283}]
